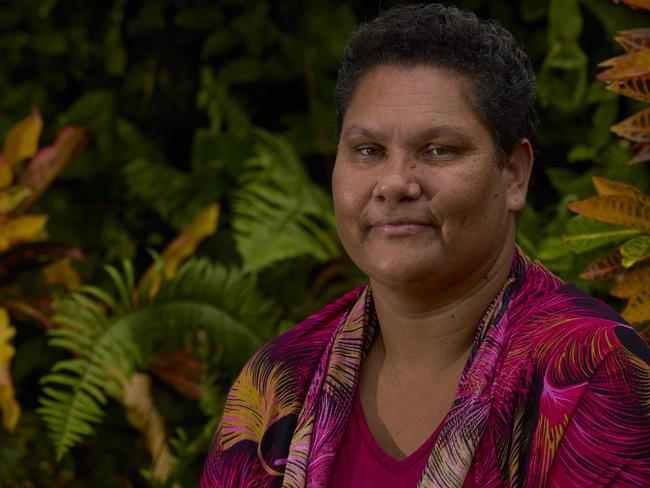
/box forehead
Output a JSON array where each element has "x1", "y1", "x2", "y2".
[{"x1": 341, "y1": 64, "x2": 490, "y2": 140}]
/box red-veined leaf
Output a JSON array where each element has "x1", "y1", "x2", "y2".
[
  {"x1": 597, "y1": 50, "x2": 650, "y2": 81},
  {"x1": 615, "y1": 28, "x2": 650, "y2": 53},
  {"x1": 15, "y1": 126, "x2": 86, "y2": 213},
  {"x1": 611, "y1": 107, "x2": 650, "y2": 142},
  {"x1": 604, "y1": 76, "x2": 650, "y2": 102},
  {"x1": 579, "y1": 249, "x2": 624, "y2": 280}
]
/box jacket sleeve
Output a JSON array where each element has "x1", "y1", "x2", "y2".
[{"x1": 546, "y1": 326, "x2": 650, "y2": 487}]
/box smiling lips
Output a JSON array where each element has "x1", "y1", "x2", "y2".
[{"x1": 370, "y1": 218, "x2": 433, "y2": 236}]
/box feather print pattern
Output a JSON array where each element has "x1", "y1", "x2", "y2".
[{"x1": 201, "y1": 250, "x2": 650, "y2": 487}]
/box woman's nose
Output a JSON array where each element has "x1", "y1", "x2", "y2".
[{"x1": 371, "y1": 160, "x2": 422, "y2": 202}]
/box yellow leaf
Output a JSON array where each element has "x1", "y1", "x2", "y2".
[
  {"x1": 43, "y1": 257, "x2": 82, "y2": 290},
  {"x1": 0, "y1": 215, "x2": 48, "y2": 253},
  {"x1": 2, "y1": 109, "x2": 43, "y2": 168},
  {"x1": 567, "y1": 195, "x2": 650, "y2": 232},
  {"x1": 0, "y1": 162, "x2": 12, "y2": 189},
  {"x1": 622, "y1": 289, "x2": 650, "y2": 324},
  {"x1": 615, "y1": 28, "x2": 650, "y2": 53},
  {"x1": 611, "y1": 107, "x2": 650, "y2": 143},
  {"x1": 611, "y1": 266, "x2": 650, "y2": 298},
  {"x1": 0, "y1": 186, "x2": 32, "y2": 214},
  {"x1": 136, "y1": 203, "x2": 220, "y2": 299},
  {"x1": 0, "y1": 307, "x2": 20, "y2": 431},
  {"x1": 591, "y1": 175, "x2": 650, "y2": 204}
]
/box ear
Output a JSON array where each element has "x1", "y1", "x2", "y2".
[{"x1": 504, "y1": 139, "x2": 534, "y2": 213}]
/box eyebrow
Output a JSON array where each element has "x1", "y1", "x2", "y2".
[{"x1": 341, "y1": 125, "x2": 470, "y2": 141}]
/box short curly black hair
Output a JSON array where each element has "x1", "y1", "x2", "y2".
[{"x1": 335, "y1": 3, "x2": 537, "y2": 156}]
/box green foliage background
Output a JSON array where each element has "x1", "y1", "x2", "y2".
[{"x1": 1, "y1": 0, "x2": 650, "y2": 486}]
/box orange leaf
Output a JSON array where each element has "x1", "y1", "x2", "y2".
[
  {"x1": 0, "y1": 307, "x2": 20, "y2": 431},
  {"x1": 567, "y1": 195, "x2": 650, "y2": 231},
  {"x1": 604, "y1": 76, "x2": 650, "y2": 103},
  {"x1": 579, "y1": 250, "x2": 623, "y2": 280},
  {"x1": 136, "y1": 203, "x2": 219, "y2": 299},
  {"x1": 613, "y1": 0, "x2": 650, "y2": 12},
  {"x1": 611, "y1": 107, "x2": 650, "y2": 142},
  {"x1": 615, "y1": 28, "x2": 650, "y2": 53},
  {"x1": 610, "y1": 265, "x2": 650, "y2": 298},
  {"x1": 622, "y1": 289, "x2": 650, "y2": 324},
  {"x1": 16, "y1": 126, "x2": 86, "y2": 213},
  {"x1": 597, "y1": 50, "x2": 650, "y2": 81},
  {"x1": 2, "y1": 109, "x2": 42, "y2": 169},
  {"x1": 591, "y1": 175, "x2": 650, "y2": 204}
]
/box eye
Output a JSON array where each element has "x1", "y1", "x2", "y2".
[
  {"x1": 423, "y1": 144, "x2": 456, "y2": 159},
  {"x1": 356, "y1": 145, "x2": 384, "y2": 158}
]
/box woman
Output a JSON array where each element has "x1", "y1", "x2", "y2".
[{"x1": 201, "y1": 5, "x2": 650, "y2": 487}]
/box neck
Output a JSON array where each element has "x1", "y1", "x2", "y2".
[{"x1": 368, "y1": 243, "x2": 514, "y2": 375}]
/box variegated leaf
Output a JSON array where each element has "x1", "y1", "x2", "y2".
[
  {"x1": 567, "y1": 195, "x2": 650, "y2": 232},
  {"x1": 615, "y1": 28, "x2": 650, "y2": 53},
  {"x1": 611, "y1": 107, "x2": 650, "y2": 143},
  {"x1": 630, "y1": 144, "x2": 650, "y2": 165},
  {"x1": 604, "y1": 76, "x2": 650, "y2": 102},
  {"x1": 16, "y1": 126, "x2": 86, "y2": 213},
  {"x1": 591, "y1": 175, "x2": 650, "y2": 204},
  {"x1": 610, "y1": 265, "x2": 650, "y2": 298},
  {"x1": 597, "y1": 50, "x2": 650, "y2": 81},
  {"x1": 621, "y1": 236, "x2": 650, "y2": 267},
  {"x1": 622, "y1": 289, "x2": 650, "y2": 324},
  {"x1": 579, "y1": 250, "x2": 624, "y2": 280},
  {"x1": 562, "y1": 215, "x2": 640, "y2": 253},
  {"x1": 136, "y1": 203, "x2": 219, "y2": 299}
]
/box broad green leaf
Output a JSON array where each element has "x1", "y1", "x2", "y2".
[
  {"x1": 563, "y1": 216, "x2": 640, "y2": 253},
  {"x1": 621, "y1": 236, "x2": 650, "y2": 267}
]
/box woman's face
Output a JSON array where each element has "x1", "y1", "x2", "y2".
[{"x1": 332, "y1": 65, "x2": 528, "y2": 293}]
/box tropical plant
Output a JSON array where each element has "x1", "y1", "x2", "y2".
[{"x1": 564, "y1": 0, "x2": 650, "y2": 330}]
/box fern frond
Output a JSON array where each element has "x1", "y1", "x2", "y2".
[
  {"x1": 232, "y1": 129, "x2": 340, "y2": 272},
  {"x1": 39, "y1": 257, "x2": 278, "y2": 459}
]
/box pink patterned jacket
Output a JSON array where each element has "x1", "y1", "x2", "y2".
[{"x1": 201, "y1": 251, "x2": 650, "y2": 487}]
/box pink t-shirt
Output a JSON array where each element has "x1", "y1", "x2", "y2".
[{"x1": 327, "y1": 393, "x2": 442, "y2": 487}]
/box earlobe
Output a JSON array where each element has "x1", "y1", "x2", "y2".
[{"x1": 505, "y1": 139, "x2": 534, "y2": 212}]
